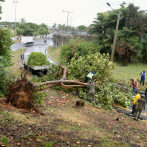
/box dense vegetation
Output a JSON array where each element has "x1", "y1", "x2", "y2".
[
  {"x1": 60, "y1": 37, "x2": 100, "y2": 64},
  {"x1": 89, "y1": 3, "x2": 147, "y2": 64},
  {"x1": 27, "y1": 52, "x2": 50, "y2": 66},
  {"x1": 67, "y1": 53, "x2": 132, "y2": 108},
  {"x1": 0, "y1": 0, "x2": 14, "y2": 97}
]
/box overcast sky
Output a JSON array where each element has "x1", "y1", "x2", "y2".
[{"x1": 0, "y1": 0, "x2": 147, "y2": 27}]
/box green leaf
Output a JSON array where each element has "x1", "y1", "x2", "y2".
[{"x1": 2, "y1": 138, "x2": 8, "y2": 145}]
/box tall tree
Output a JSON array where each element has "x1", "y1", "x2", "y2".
[
  {"x1": 20, "y1": 18, "x2": 26, "y2": 24},
  {"x1": 89, "y1": 3, "x2": 147, "y2": 64},
  {"x1": 77, "y1": 25, "x2": 87, "y2": 31}
]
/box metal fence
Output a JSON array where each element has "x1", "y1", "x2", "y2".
[{"x1": 53, "y1": 30, "x2": 87, "y2": 35}]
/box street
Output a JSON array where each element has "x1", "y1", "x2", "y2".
[{"x1": 11, "y1": 38, "x2": 53, "y2": 51}]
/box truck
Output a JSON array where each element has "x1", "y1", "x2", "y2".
[
  {"x1": 21, "y1": 52, "x2": 50, "y2": 77},
  {"x1": 21, "y1": 36, "x2": 34, "y2": 47}
]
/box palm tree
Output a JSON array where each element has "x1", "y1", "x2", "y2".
[{"x1": 20, "y1": 18, "x2": 26, "y2": 24}]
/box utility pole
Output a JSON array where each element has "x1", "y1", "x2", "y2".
[
  {"x1": 106, "y1": 3, "x2": 121, "y2": 61},
  {"x1": 13, "y1": 1, "x2": 18, "y2": 41},
  {"x1": 111, "y1": 12, "x2": 121, "y2": 61},
  {"x1": 63, "y1": 10, "x2": 74, "y2": 28}
]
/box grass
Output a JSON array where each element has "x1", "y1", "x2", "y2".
[
  {"x1": 113, "y1": 63, "x2": 147, "y2": 80},
  {"x1": 113, "y1": 63, "x2": 147, "y2": 91},
  {"x1": 47, "y1": 46, "x2": 61, "y2": 63},
  {"x1": 7, "y1": 48, "x2": 26, "y2": 76},
  {"x1": 1, "y1": 48, "x2": 147, "y2": 146}
]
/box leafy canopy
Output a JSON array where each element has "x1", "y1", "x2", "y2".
[
  {"x1": 0, "y1": 1, "x2": 14, "y2": 97},
  {"x1": 89, "y1": 3, "x2": 147, "y2": 64},
  {"x1": 27, "y1": 52, "x2": 50, "y2": 66},
  {"x1": 67, "y1": 53, "x2": 132, "y2": 108},
  {"x1": 60, "y1": 37, "x2": 100, "y2": 64}
]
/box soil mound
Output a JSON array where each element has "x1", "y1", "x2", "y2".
[{"x1": 5, "y1": 78, "x2": 35, "y2": 108}]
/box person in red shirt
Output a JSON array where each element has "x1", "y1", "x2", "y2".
[{"x1": 131, "y1": 79, "x2": 138, "y2": 96}]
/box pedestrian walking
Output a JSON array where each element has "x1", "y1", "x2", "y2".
[{"x1": 140, "y1": 71, "x2": 146, "y2": 86}]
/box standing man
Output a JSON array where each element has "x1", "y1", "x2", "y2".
[
  {"x1": 131, "y1": 79, "x2": 138, "y2": 95},
  {"x1": 84, "y1": 80, "x2": 95, "y2": 103},
  {"x1": 130, "y1": 91, "x2": 140, "y2": 115},
  {"x1": 84, "y1": 71, "x2": 95, "y2": 83},
  {"x1": 140, "y1": 71, "x2": 146, "y2": 86},
  {"x1": 134, "y1": 95, "x2": 146, "y2": 120}
]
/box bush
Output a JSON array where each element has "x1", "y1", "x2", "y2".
[
  {"x1": 60, "y1": 37, "x2": 101, "y2": 64},
  {"x1": 0, "y1": 28, "x2": 13, "y2": 97},
  {"x1": 67, "y1": 53, "x2": 132, "y2": 108},
  {"x1": 27, "y1": 52, "x2": 50, "y2": 66}
]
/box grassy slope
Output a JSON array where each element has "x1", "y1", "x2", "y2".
[
  {"x1": 0, "y1": 49, "x2": 147, "y2": 146},
  {"x1": 7, "y1": 48, "x2": 26, "y2": 76},
  {"x1": 113, "y1": 63, "x2": 147, "y2": 80},
  {"x1": 47, "y1": 46, "x2": 61, "y2": 63}
]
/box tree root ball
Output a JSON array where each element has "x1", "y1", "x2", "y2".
[{"x1": 5, "y1": 79, "x2": 35, "y2": 109}]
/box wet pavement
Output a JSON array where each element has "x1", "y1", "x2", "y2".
[
  {"x1": 11, "y1": 38, "x2": 53, "y2": 51},
  {"x1": 11, "y1": 38, "x2": 56, "y2": 65}
]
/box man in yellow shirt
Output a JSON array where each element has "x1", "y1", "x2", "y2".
[{"x1": 130, "y1": 91, "x2": 140, "y2": 115}]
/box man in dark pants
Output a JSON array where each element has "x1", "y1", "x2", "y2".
[
  {"x1": 140, "y1": 71, "x2": 146, "y2": 86},
  {"x1": 84, "y1": 80, "x2": 95, "y2": 103},
  {"x1": 134, "y1": 95, "x2": 146, "y2": 120},
  {"x1": 130, "y1": 91, "x2": 140, "y2": 115}
]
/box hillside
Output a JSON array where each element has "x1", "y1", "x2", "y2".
[{"x1": 0, "y1": 49, "x2": 147, "y2": 147}]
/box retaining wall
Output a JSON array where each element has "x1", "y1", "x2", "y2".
[{"x1": 53, "y1": 34, "x2": 94, "y2": 48}]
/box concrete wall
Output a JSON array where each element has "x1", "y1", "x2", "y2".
[{"x1": 53, "y1": 34, "x2": 94, "y2": 48}]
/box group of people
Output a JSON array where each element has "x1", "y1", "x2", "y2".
[
  {"x1": 130, "y1": 70, "x2": 147, "y2": 120},
  {"x1": 130, "y1": 91, "x2": 146, "y2": 120},
  {"x1": 84, "y1": 70, "x2": 147, "y2": 120}
]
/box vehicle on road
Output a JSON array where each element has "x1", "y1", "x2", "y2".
[
  {"x1": 47, "y1": 34, "x2": 53, "y2": 40},
  {"x1": 21, "y1": 36, "x2": 34, "y2": 47},
  {"x1": 21, "y1": 52, "x2": 49, "y2": 77}
]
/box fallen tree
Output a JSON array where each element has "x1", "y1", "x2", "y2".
[{"x1": 5, "y1": 52, "x2": 133, "y2": 112}]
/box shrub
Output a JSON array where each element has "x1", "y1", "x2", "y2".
[
  {"x1": 0, "y1": 28, "x2": 13, "y2": 97},
  {"x1": 60, "y1": 37, "x2": 101, "y2": 64},
  {"x1": 27, "y1": 52, "x2": 50, "y2": 66},
  {"x1": 67, "y1": 53, "x2": 132, "y2": 108}
]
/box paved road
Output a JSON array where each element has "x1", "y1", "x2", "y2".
[
  {"x1": 11, "y1": 38, "x2": 56, "y2": 65},
  {"x1": 11, "y1": 38, "x2": 53, "y2": 51},
  {"x1": 25, "y1": 44, "x2": 57, "y2": 65}
]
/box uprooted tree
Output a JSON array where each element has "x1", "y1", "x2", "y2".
[
  {"x1": 31, "y1": 52, "x2": 133, "y2": 109},
  {"x1": 5, "y1": 72, "x2": 46, "y2": 115},
  {"x1": 5, "y1": 50, "x2": 133, "y2": 113}
]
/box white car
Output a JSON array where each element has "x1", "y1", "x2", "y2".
[{"x1": 47, "y1": 34, "x2": 53, "y2": 39}]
